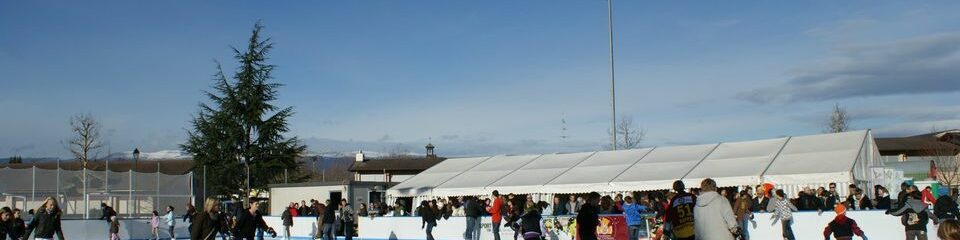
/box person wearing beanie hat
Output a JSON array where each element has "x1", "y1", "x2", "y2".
[
  {"x1": 936, "y1": 188, "x2": 960, "y2": 221},
  {"x1": 824, "y1": 204, "x2": 867, "y2": 240}
]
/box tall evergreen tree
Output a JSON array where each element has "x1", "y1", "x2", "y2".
[{"x1": 182, "y1": 22, "x2": 306, "y2": 201}]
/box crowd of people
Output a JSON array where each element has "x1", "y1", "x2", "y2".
[
  {"x1": 395, "y1": 179, "x2": 960, "y2": 240},
  {"x1": 5, "y1": 179, "x2": 960, "y2": 240}
]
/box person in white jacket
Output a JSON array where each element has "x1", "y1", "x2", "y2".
[{"x1": 693, "y1": 178, "x2": 739, "y2": 240}]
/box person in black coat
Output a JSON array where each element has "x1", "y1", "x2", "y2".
[
  {"x1": 874, "y1": 186, "x2": 892, "y2": 210},
  {"x1": 577, "y1": 192, "x2": 601, "y2": 240},
  {"x1": 819, "y1": 187, "x2": 838, "y2": 212},
  {"x1": 8, "y1": 209, "x2": 26, "y2": 240},
  {"x1": 100, "y1": 203, "x2": 117, "y2": 222},
  {"x1": 936, "y1": 188, "x2": 960, "y2": 221},
  {"x1": 191, "y1": 197, "x2": 222, "y2": 240},
  {"x1": 419, "y1": 201, "x2": 437, "y2": 240},
  {"x1": 519, "y1": 207, "x2": 544, "y2": 240},
  {"x1": 552, "y1": 196, "x2": 568, "y2": 215},
  {"x1": 281, "y1": 202, "x2": 295, "y2": 240},
  {"x1": 463, "y1": 197, "x2": 484, "y2": 240},
  {"x1": 895, "y1": 182, "x2": 910, "y2": 210},
  {"x1": 845, "y1": 189, "x2": 874, "y2": 210},
  {"x1": 1, "y1": 208, "x2": 11, "y2": 240},
  {"x1": 233, "y1": 201, "x2": 273, "y2": 240},
  {"x1": 25, "y1": 197, "x2": 65, "y2": 240},
  {"x1": 320, "y1": 200, "x2": 336, "y2": 240}
]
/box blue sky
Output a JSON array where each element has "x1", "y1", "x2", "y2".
[{"x1": 2, "y1": 1, "x2": 959, "y2": 158}]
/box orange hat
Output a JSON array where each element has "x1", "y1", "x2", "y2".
[
  {"x1": 834, "y1": 204, "x2": 846, "y2": 215},
  {"x1": 762, "y1": 183, "x2": 775, "y2": 197}
]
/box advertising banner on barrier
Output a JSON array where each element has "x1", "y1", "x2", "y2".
[
  {"x1": 543, "y1": 216, "x2": 576, "y2": 240},
  {"x1": 541, "y1": 215, "x2": 649, "y2": 240},
  {"x1": 596, "y1": 215, "x2": 629, "y2": 240}
]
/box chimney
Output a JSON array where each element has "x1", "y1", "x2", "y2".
[{"x1": 356, "y1": 151, "x2": 366, "y2": 162}]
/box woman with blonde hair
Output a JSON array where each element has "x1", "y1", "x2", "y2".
[
  {"x1": 693, "y1": 178, "x2": 739, "y2": 240},
  {"x1": 190, "y1": 197, "x2": 222, "y2": 240},
  {"x1": 940, "y1": 219, "x2": 960, "y2": 240},
  {"x1": 25, "y1": 197, "x2": 65, "y2": 240}
]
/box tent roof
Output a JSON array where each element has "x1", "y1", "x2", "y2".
[
  {"x1": 762, "y1": 131, "x2": 869, "y2": 185},
  {"x1": 388, "y1": 130, "x2": 875, "y2": 197},
  {"x1": 540, "y1": 148, "x2": 654, "y2": 193},
  {"x1": 386, "y1": 156, "x2": 491, "y2": 197},
  {"x1": 486, "y1": 152, "x2": 596, "y2": 194},
  {"x1": 431, "y1": 154, "x2": 542, "y2": 196},
  {"x1": 681, "y1": 137, "x2": 789, "y2": 188},
  {"x1": 609, "y1": 143, "x2": 719, "y2": 191}
]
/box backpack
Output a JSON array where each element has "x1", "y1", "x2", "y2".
[{"x1": 907, "y1": 212, "x2": 920, "y2": 225}]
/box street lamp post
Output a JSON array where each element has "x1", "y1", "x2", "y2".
[{"x1": 132, "y1": 148, "x2": 139, "y2": 216}]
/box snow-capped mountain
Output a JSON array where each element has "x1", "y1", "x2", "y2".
[
  {"x1": 312, "y1": 150, "x2": 424, "y2": 159},
  {"x1": 104, "y1": 149, "x2": 191, "y2": 160}
]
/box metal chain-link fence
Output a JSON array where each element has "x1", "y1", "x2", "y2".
[{"x1": 0, "y1": 160, "x2": 193, "y2": 219}]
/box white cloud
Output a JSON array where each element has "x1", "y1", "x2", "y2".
[{"x1": 739, "y1": 33, "x2": 960, "y2": 103}]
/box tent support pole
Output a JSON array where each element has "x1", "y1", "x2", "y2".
[{"x1": 849, "y1": 131, "x2": 871, "y2": 188}]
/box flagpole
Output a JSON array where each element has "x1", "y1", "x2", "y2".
[{"x1": 608, "y1": 0, "x2": 618, "y2": 150}]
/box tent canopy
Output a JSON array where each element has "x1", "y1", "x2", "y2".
[
  {"x1": 487, "y1": 152, "x2": 596, "y2": 194},
  {"x1": 431, "y1": 154, "x2": 542, "y2": 197},
  {"x1": 609, "y1": 143, "x2": 719, "y2": 191},
  {"x1": 681, "y1": 137, "x2": 789, "y2": 188},
  {"x1": 387, "y1": 156, "x2": 491, "y2": 197},
  {"x1": 762, "y1": 131, "x2": 870, "y2": 185},
  {"x1": 388, "y1": 130, "x2": 880, "y2": 197}
]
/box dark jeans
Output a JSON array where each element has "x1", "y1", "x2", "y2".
[
  {"x1": 906, "y1": 230, "x2": 928, "y2": 240},
  {"x1": 168, "y1": 226, "x2": 175, "y2": 240},
  {"x1": 426, "y1": 222, "x2": 435, "y2": 240},
  {"x1": 343, "y1": 221, "x2": 354, "y2": 240},
  {"x1": 492, "y1": 221, "x2": 501, "y2": 240},
  {"x1": 464, "y1": 217, "x2": 481, "y2": 240},
  {"x1": 322, "y1": 223, "x2": 335, "y2": 240},
  {"x1": 627, "y1": 225, "x2": 641, "y2": 240},
  {"x1": 738, "y1": 219, "x2": 750, "y2": 240},
  {"x1": 781, "y1": 219, "x2": 795, "y2": 240}
]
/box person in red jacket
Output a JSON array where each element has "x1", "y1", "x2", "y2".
[
  {"x1": 487, "y1": 190, "x2": 504, "y2": 240},
  {"x1": 824, "y1": 204, "x2": 868, "y2": 240}
]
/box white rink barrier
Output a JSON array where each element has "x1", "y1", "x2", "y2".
[
  {"x1": 59, "y1": 218, "x2": 191, "y2": 240},
  {"x1": 357, "y1": 211, "x2": 943, "y2": 240},
  {"x1": 54, "y1": 217, "x2": 318, "y2": 240},
  {"x1": 752, "y1": 210, "x2": 939, "y2": 240}
]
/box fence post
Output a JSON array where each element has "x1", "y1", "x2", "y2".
[
  {"x1": 190, "y1": 171, "x2": 195, "y2": 207},
  {"x1": 156, "y1": 161, "x2": 160, "y2": 210},
  {"x1": 129, "y1": 169, "x2": 133, "y2": 218},
  {"x1": 32, "y1": 166, "x2": 36, "y2": 203},
  {"x1": 105, "y1": 157, "x2": 109, "y2": 206},
  {"x1": 56, "y1": 159, "x2": 60, "y2": 200},
  {"x1": 284, "y1": 168, "x2": 289, "y2": 184},
  {"x1": 83, "y1": 166, "x2": 88, "y2": 219}
]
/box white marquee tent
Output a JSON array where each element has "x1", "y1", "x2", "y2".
[{"x1": 387, "y1": 130, "x2": 883, "y2": 198}]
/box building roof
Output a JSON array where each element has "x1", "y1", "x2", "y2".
[
  {"x1": 349, "y1": 157, "x2": 445, "y2": 172},
  {"x1": 875, "y1": 130, "x2": 960, "y2": 153},
  {"x1": 0, "y1": 159, "x2": 195, "y2": 174},
  {"x1": 391, "y1": 130, "x2": 879, "y2": 197}
]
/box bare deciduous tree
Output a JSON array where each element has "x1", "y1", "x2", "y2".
[
  {"x1": 928, "y1": 135, "x2": 960, "y2": 195},
  {"x1": 826, "y1": 103, "x2": 850, "y2": 133},
  {"x1": 66, "y1": 113, "x2": 103, "y2": 167},
  {"x1": 608, "y1": 115, "x2": 646, "y2": 150},
  {"x1": 386, "y1": 143, "x2": 415, "y2": 159}
]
